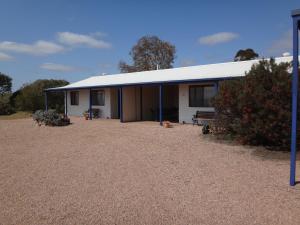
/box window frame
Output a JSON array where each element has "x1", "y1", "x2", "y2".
[
  {"x1": 91, "y1": 90, "x2": 105, "y2": 106},
  {"x1": 189, "y1": 84, "x2": 214, "y2": 107},
  {"x1": 70, "y1": 91, "x2": 79, "y2": 106}
]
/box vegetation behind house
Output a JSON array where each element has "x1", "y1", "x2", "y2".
[
  {"x1": 14, "y1": 79, "x2": 69, "y2": 113},
  {"x1": 119, "y1": 35, "x2": 176, "y2": 73}
]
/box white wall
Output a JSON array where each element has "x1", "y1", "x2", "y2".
[
  {"x1": 67, "y1": 89, "x2": 89, "y2": 117},
  {"x1": 178, "y1": 83, "x2": 215, "y2": 124},
  {"x1": 67, "y1": 88, "x2": 112, "y2": 118}
]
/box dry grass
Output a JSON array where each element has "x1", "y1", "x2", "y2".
[
  {"x1": 0, "y1": 117, "x2": 300, "y2": 225},
  {"x1": 0, "y1": 111, "x2": 31, "y2": 120}
]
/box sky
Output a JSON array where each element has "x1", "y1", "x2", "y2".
[{"x1": 0, "y1": 0, "x2": 299, "y2": 90}]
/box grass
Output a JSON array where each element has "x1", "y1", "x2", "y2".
[{"x1": 0, "y1": 111, "x2": 32, "y2": 120}]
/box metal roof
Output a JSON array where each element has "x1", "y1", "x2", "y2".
[
  {"x1": 291, "y1": 9, "x2": 300, "y2": 16},
  {"x1": 46, "y1": 56, "x2": 294, "y2": 91}
]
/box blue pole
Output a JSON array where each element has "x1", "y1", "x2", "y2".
[
  {"x1": 140, "y1": 86, "x2": 143, "y2": 121},
  {"x1": 89, "y1": 89, "x2": 92, "y2": 120},
  {"x1": 290, "y1": 16, "x2": 299, "y2": 186},
  {"x1": 214, "y1": 81, "x2": 219, "y2": 95},
  {"x1": 159, "y1": 84, "x2": 163, "y2": 125},
  {"x1": 117, "y1": 88, "x2": 120, "y2": 119},
  {"x1": 119, "y1": 87, "x2": 123, "y2": 122},
  {"x1": 45, "y1": 91, "x2": 48, "y2": 111},
  {"x1": 64, "y1": 91, "x2": 68, "y2": 117}
]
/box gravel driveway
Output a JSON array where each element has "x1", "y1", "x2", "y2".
[{"x1": 0, "y1": 117, "x2": 299, "y2": 225}]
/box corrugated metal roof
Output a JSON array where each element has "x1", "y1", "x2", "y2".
[{"x1": 46, "y1": 56, "x2": 294, "y2": 91}]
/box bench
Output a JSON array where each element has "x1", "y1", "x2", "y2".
[{"x1": 192, "y1": 111, "x2": 215, "y2": 126}]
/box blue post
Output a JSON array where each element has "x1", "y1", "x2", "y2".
[
  {"x1": 64, "y1": 90, "x2": 68, "y2": 117},
  {"x1": 290, "y1": 11, "x2": 300, "y2": 186},
  {"x1": 140, "y1": 86, "x2": 143, "y2": 121},
  {"x1": 45, "y1": 91, "x2": 48, "y2": 111},
  {"x1": 89, "y1": 89, "x2": 92, "y2": 120},
  {"x1": 159, "y1": 84, "x2": 163, "y2": 125},
  {"x1": 214, "y1": 81, "x2": 219, "y2": 95},
  {"x1": 117, "y1": 88, "x2": 120, "y2": 119},
  {"x1": 119, "y1": 87, "x2": 123, "y2": 122}
]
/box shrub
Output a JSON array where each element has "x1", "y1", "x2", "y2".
[
  {"x1": 33, "y1": 110, "x2": 70, "y2": 126},
  {"x1": 212, "y1": 58, "x2": 295, "y2": 149}
]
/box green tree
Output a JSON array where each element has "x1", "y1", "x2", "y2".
[
  {"x1": 0, "y1": 73, "x2": 13, "y2": 115},
  {"x1": 119, "y1": 35, "x2": 176, "y2": 73},
  {"x1": 234, "y1": 48, "x2": 259, "y2": 61},
  {"x1": 0, "y1": 72, "x2": 12, "y2": 95},
  {"x1": 15, "y1": 79, "x2": 69, "y2": 112},
  {"x1": 0, "y1": 93, "x2": 14, "y2": 115},
  {"x1": 213, "y1": 59, "x2": 293, "y2": 149}
]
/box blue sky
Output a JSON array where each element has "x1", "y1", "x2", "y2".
[{"x1": 0, "y1": 0, "x2": 299, "y2": 90}]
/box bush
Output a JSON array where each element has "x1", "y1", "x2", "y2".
[
  {"x1": 212, "y1": 59, "x2": 295, "y2": 149},
  {"x1": 33, "y1": 110, "x2": 70, "y2": 126},
  {"x1": 0, "y1": 93, "x2": 15, "y2": 115}
]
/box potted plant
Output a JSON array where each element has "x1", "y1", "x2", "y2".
[
  {"x1": 83, "y1": 111, "x2": 89, "y2": 120},
  {"x1": 162, "y1": 121, "x2": 172, "y2": 128}
]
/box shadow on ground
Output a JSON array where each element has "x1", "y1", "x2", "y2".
[{"x1": 203, "y1": 133, "x2": 300, "y2": 162}]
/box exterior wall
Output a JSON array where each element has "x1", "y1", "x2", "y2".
[
  {"x1": 67, "y1": 88, "x2": 111, "y2": 118},
  {"x1": 67, "y1": 89, "x2": 89, "y2": 117},
  {"x1": 178, "y1": 83, "x2": 215, "y2": 124},
  {"x1": 122, "y1": 86, "x2": 141, "y2": 122},
  {"x1": 91, "y1": 88, "x2": 111, "y2": 118}
]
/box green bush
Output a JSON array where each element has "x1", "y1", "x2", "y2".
[
  {"x1": 212, "y1": 58, "x2": 295, "y2": 149},
  {"x1": 0, "y1": 93, "x2": 14, "y2": 115},
  {"x1": 33, "y1": 110, "x2": 70, "y2": 126}
]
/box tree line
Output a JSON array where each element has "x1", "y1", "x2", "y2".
[{"x1": 0, "y1": 75, "x2": 68, "y2": 115}]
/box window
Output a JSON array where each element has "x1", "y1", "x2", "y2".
[
  {"x1": 70, "y1": 91, "x2": 79, "y2": 105},
  {"x1": 91, "y1": 90, "x2": 105, "y2": 106},
  {"x1": 189, "y1": 85, "x2": 215, "y2": 107}
]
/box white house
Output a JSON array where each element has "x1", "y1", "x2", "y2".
[{"x1": 46, "y1": 56, "x2": 294, "y2": 124}]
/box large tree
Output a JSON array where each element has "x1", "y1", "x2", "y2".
[
  {"x1": 15, "y1": 79, "x2": 69, "y2": 112},
  {"x1": 0, "y1": 72, "x2": 12, "y2": 95},
  {"x1": 234, "y1": 48, "x2": 259, "y2": 61},
  {"x1": 119, "y1": 35, "x2": 176, "y2": 73}
]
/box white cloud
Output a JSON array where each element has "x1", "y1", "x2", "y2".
[
  {"x1": 198, "y1": 32, "x2": 239, "y2": 45},
  {"x1": 40, "y1": 63, "x2": 79, "y2": 72},
  {"x1": 0, "y1": 52, "x2": 13, "y2": 61},
  {"x1": 57, "y1": 32, "x2": 111, "y2": 48},
  {"x1": 268, "y1": 30, "x2": 292, "y2": 56},
  {"x1": 0, "y1": 40, "x2": 65, "y2": 55}
]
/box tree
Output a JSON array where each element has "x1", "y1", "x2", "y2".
[
  {"x1": 234, "y1": 48, "x2": 259, "y2": 61},
  {"x1": 213, "y1": 59, "x2": 294, "y2": 149},
  {"x1": 15, "y1": 79, "x2": 69, "y2": 112},
  {"x1": 0, "y1": 72, "x2": 12, "y2": 95},
  {"x1": 0, "y1": 93, "x2": 14, "y2": 115},
  {"x1": 119, "y1": 35, "x2": 176, "y2": 73},
  {"x1": 0, "y1": 73, "x2": 13, "y2": 115}
]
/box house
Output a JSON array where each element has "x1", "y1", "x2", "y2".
[{"x1": 46, "y1": 56, "x2": 293, "y2": 124}]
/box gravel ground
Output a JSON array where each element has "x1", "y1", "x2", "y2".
[{"x1": 0, "y1": 117, "x2": 300, "y2": 225}]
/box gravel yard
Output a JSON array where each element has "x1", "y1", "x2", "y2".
[{"x1": 0, "y1": 117, "x2": 300, "y2": 225}]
